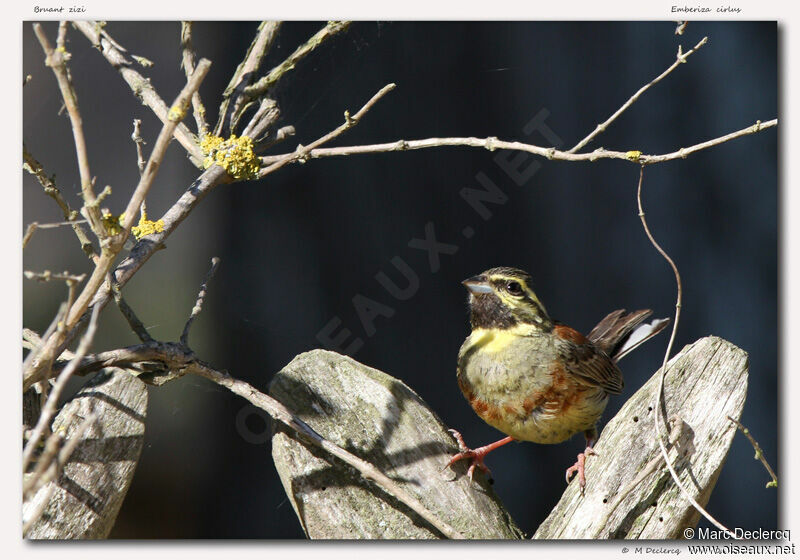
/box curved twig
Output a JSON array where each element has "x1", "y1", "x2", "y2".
[
  {"x1": 727, "y1": 416, "x2": 778, "y2": 488},
  {"x1": 636, "y1": 165, "x2": 735, "y2": 536}
]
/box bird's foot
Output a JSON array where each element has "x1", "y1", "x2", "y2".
[
  {"x1": 445, "y1": 429, "x2": 493, "y2": 482},
  {"x1": 565, "y1": 445, "x2": 597, "y2": 493}
]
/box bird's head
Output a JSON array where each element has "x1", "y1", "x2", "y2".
[{"x1": 462, "y1": 267, "x2": 553, "y2": 331}]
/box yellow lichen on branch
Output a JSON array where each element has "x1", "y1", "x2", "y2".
[
  {"x1": 131, "y1": 212, "x2": 165, "y2": 239},
  {"x1": 103, "y1": 211, "x2": 165, "y2": 240},
  {"x1": 100, "y1": 210, "x2": 124, "y2": 236},
  {"x1": 200, "y1": 134, "x2": 260, "y2": 180}
]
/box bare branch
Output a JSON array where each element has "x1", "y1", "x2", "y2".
[
  {"x1": 109, "y1": 273, "x2": 153, "y2": 343},
  {"x1": 180, "y1": 22, "x2": 209, "y2": 136},
  {"x1": 258, "y1": 83, "x2": 396, "y2": 178},
  {"x1": 24, "y1": 270, "x2": 86, "y2": 284},
  {"x1": 215, "y1": 21, "x2": 282, "y2": 136},
  {"x1": 243, "y1": 21, "x2": 349, "y2": 101},
  {"x1": 568, "y1": 36, "x2": 708, "y2": 153},
  {"x1": 638, "y1": 119, "x2": 777, "y2": 163},
  {"x1": 240, "y1": 98, "x2": 281, "y2": 143},
  {"x1": 32, "y1": 23, "x2": 103, "y2": 236},
  {"x1": 180, "y1": 257, "x2": 220, "y2": 346},
  {"x1": 22, "y1": 59, "x2": 213, "y2": 391},
  {"x1": 22, "y1": 223, "x2": 38, "y2": 249},
  {"x1": 259, "y1": 118, "x2": 776, "y2": 169},
  {"x1": 72, "y1": 21, "x2": 205, "y2": 166},
  {"x1": 23, "y1": 302, "x2": 67, "y2": 373},
  {"x1": 65, "y1": 59, "x2": 212, "y2": 329},
  {"x1": 131, "y1": 119, "x2": 146, "y2": 176},
  {"x1": 194, "y1": 364, "x2": 468, "y2": 539},
  {"x1": 131, "y1": 118, "x2": 148, "y2": 216}
]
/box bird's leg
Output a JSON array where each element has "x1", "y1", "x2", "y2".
[
  {"x1": 445, "y1": 429, "x2": 514, "y2": 482},
  {"x1": 565, "y1": 428, "x2": 598, "y2": 493}
]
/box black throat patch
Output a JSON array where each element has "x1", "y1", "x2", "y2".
[{"x1": 469, "y1": 293, "x2": 518, "y2": 329}]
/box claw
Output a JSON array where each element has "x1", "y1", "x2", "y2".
[
  {"x1": 565, "y1": 446, "x2": 597, "y2": 493},
  {"x1": 444, "y1": 429, "x2": 512, "y2": 484}
]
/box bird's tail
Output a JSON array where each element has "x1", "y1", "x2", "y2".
[{"x1": 588, "y1": 309, "x2": 670, "y2": 362}]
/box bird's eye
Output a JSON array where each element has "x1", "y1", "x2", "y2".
[{"x1": 506, "y1": 281, "x2": 523, "y2": 296}]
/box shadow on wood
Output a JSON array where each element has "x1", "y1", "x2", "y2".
[
  {"x1": 270, "y1": 336, "x2": 748, "y2": 539},
  {"x1": 23, "y1": 369, "x2": 148, "y2": 539}
]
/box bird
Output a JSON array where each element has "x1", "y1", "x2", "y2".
[{"x1": 447, "y1": 266, "x2": 669, "y2": 490}]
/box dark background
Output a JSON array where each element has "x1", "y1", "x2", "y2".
[{"x1": 23, "y1": 21, "x2": 778, "y2": 538}]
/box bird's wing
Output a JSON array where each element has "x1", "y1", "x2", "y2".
[{"x1": 554, "y1": 324, "x2": 624, "y2": 394}]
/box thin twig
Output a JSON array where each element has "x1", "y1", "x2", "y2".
[
  {"x1": 24, "y1": 270, "x2": 86, "y2": 284},
  {"x1": 22, "y1": 303, "x2": 67, "y2": 373},
  {"x1": 26, "y1": 220, "x2": 88, "y2": 230},
  {"x1": 72, "y1": 21, "x2": 205, "y2": 166},
  {"x1": 109, "y1": 273, "x2": 153, "y2": 343},
  {"x1": 255, "y1": 124, "x2": 296, "y2": 150},
  {"x1": 259, "y1": 118, "x2": 776, "y2": 169},
  {"x1": 639, "y1": 119, "x2": 776, "y2": 164},
  {"x1": 131, "y1": 119, "x2": 147, "y2": 216},
  {"x1": 568, "y1": 37, "x2": 708, "y2": 154},
  {"x1": 243, "y1": 21, "x2": 349, "y2": 101},
  {"x1": 636, "y1": 166, "x2": 735, "y2": 536},
  {"x1": 215, "y1": 21, "x2": 282, "y2": 136},
  {"x1": 727, "y1": 416, "x2": 778, "y2": 488},
  {"x1": 22, "y1": 223, "x2": 38, "y2": 249},
  {"x1": 240, "y1": 98, "x2": 281, "y2": 143},
  {"x1": 56, "y1": 21, "x2": 68, "y2": 50},
  {"x1": 180, "y1": 257, "x2": 220, "y2": 346},
  {"x1": 180, "y1": 22, "x2": 209, "y2": 136},
  {"x1": 131, "y1": 119, "x2": 146, "y2": 176},
  {"x1": 23, "y1": 146, "x2": 96, "y2": 258},
  {"x1": 258, "y1": 83, "x2": 396, "y2": 178},
  {"x1": 22, "y1": 304, "x2": 101, "y2": 474},
  {"x1": 32, "y1": 23, "x2": 103, "y2": 236}
]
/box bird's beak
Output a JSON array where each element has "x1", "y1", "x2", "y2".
[{"x1": 462, "y1": 275, "x2": 493, "y2": 294}]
